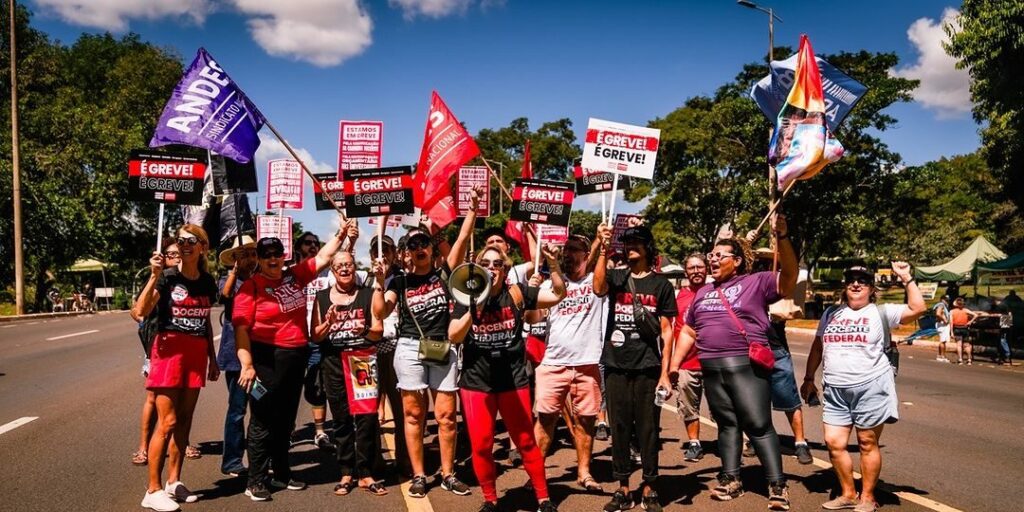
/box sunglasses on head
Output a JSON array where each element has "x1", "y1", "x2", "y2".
[
  {"x1": 177, "y1": 236, "x2": 200, "y2": 247},
  {"x1": 845, "y1": 277, "x2": 871, "y2": 286}
]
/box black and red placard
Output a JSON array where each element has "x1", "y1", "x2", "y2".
[
  {"x1": 312, "y1": 172, "x2": 345, "y2": 211},
  {"x1": 128, "y1": 148, "x2": 207, "y2": 205},
  {"x1": 510, "y1": 178, "x2": 574, "y2": 227},
  {"x1": 342, "y1": 166, "x2": 415, "y2": 218},
  {"x1": 573, "y1": 162, "x2": 637, "y2": 196}
]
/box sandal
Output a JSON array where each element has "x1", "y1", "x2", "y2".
[
  {"x1": 334, "y1": 481, "x2": 356, "y2": 496},
  {"x1": 577, "y1": 476, "x2": 603, "y2": 493},
  {"x1": 364, "y1": 482, "x2": 389, "y2": 496},
  {"x1": 185, "y1": 445, "x2": 202, "y2": 459},
  {"x1": 131, "y1": 450, "x2": 148, "y2": 466}
]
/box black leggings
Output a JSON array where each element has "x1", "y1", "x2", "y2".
[
  {"x1": 702, "y1": 355, "x2": 784, "y2": 484},
  {"x1": 247, "y1": 342, "x2": 309, "y2": 488}
]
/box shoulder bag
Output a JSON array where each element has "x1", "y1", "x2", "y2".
[{"x1": 717, "y1": 288, "x2": 775, "y2": 371}]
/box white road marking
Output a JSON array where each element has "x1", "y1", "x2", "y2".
[
  {"x1": 0, "y1": 416, "x2": 38, "y2": 435},
  {"x1": 380, "y1": 402, "x2": 435, "y2": 512},
  {"x1": 45, "y1": 329, "x2": 99, "y2": 341}
]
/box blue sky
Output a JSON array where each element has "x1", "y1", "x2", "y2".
[{"x1": 29, "y1": 0, "x2": 978, "y2": 254}]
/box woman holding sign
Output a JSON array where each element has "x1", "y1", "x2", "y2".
[
  {"x1": 231, "y1": 218, "x2": 353, "y2": 502},
  {"x1": 448, "y1": 244, "x2": 567, "y2": 512},
  {"x1": 311, "y1": 250, "x2": 387, "y2": 496},
  {"x1": 133, "y1": 225, "x2": 219, "y2": 512},
  {"x1": 371, "y1": 187, "x2": 482, "y2": 499}
]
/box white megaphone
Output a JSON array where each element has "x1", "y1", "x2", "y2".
[{"x1": 449, "y1": 262, "x2": 492, "y2": 307}]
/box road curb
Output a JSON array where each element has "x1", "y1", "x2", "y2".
[
  {"x1": 785, "y1": 327, "x2": 1024, "y2": 358},
  {"x1": 0, "y1": 309, "x2": 126, "y2": 323}
]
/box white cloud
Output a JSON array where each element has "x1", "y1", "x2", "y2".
[
  {"x1": 33, "y1": 0, "x2": 211, "y2": 31},
  {"x1": 891, "y1": 7, "x2": 972, "y2": 118},
  {"x1": 255, "y1": 133, "x2": 335, "y2": 176},
  {"x1": 388, "y1": 0, "x2": 474, "y2": 19},
  {"x1": 231, "y1": 0, "x2": 373, "y2": 67}
]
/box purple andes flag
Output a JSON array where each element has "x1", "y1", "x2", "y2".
[{"x1": 150, "y1": 48, "x2": 265, "y2": 164}]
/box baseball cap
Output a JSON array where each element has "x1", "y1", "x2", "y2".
[
  {"x1": 256, "y1": 237, "x2": 285, "y2": 258},
  {"x1": 620, "y1": 225, "x2": 654, "y2": 244},
  {"x1": 370, "y1": 235, "x2": 396, "y2": 250},
  {"x1": 843, "y1": 266, "x2": 874, "y2": 284}
]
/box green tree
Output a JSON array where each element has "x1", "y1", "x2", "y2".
[
  {"x1": 632, "y1": 49, "x2": 918, "y2": 268},
  {"x1": 0, "y1": 6, "x2": 183, "y2": 310},
  {"x1": 945, "y1": 1, "x2": 1024, "y2": 228}
]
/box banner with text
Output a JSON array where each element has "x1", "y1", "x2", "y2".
[
  {"x1": 573, "y1": 162, "x2": 638, "y2": 195},
  {"x1": 343, "y1": 166, "x2": 415, "y2": 218},
  {"x1": 582, "y1": 118, "x2": 660, "y2": 179},
  {"x1": 456, "y1": 166, "x2": 490, "y2": 217},
  {"x1": 312, "y1": 172, "x2": 345, "y2": 211},
  {"x1": 128, "y1": 148, "x2": 208, "y2": 205},
  {"x1": 338, "y1": 120, "x2": 384, "y2": 179},
  {"x1": 537, "y1": 224, "x2": 569, "y2": 245},
  {"x1": 510, "y1": 179, "x2": 574, "y2": 227},
  {"x1": 266, "y1": 159, "x2": 304, "y2": 210},
  {"x1": 256, "y1": 215, "x2": 293, "y2": 261}
]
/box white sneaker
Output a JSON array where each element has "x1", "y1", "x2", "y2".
[
  {"x1": 141, "y1": 490, "x2": 180, "y2": 511},
  {"x1": 165, "y1": 481, "x2": 199, "y2": 503}
]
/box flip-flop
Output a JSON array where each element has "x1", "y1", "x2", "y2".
[
  {"x1": 131, "y1": 450, "x2": 148, "y2": 465},
  {"x1": 577, "y1": 476, "x2": 603, "y2": 493},
  {"x1": 185, "y1": 445, "x2": 202, "y2": 459},
  {"x1": 334, "y1": 481, "x2": 356, "y2": 496},
  {"x1": 364, "y1": 482, "x2": 389, "y2": 496}
]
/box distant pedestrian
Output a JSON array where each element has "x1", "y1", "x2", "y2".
[
  {"x1": 950, "y1": 297, "x2": 981, "y2": 365},
  {"x1": 933, "y1": 296, "x2": 951, "y2": 362}
]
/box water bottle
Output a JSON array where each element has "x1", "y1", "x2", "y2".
[{"x1": 654, "y1": 386, "x2": 669, "y2": 407}]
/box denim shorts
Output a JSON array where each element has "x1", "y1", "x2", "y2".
[
  {"x1": 823, "y1": 371, "x2": 899, "y2": 429},
  {"x1": 393, "y1": 337, "x2": 459, "y2": 392},
  {"x1": 769, "y1": 349, "x2": 802, "y2": 412}
]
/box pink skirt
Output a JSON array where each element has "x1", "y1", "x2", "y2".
[{"x1": 146, "y1": 331, "x2": 208, "y2": 389}]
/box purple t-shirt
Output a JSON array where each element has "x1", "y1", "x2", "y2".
[{"x1": 684, "y1": 271, "x2": 780, "y2": 360}]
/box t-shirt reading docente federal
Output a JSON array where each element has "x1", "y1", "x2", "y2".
[
  {"x1": 387, "y1": 264, "x2": 452, "y2": 340},
  {"x1": 685, "y1": 271, "x2": 780, "y2": 361},
  {"x1": 454, "y1": 284, "x2": 539, "y2": 393},
  {"x1": 815, "y1": 303, "x2": 906, "y2": 387},
  {"x1": 314, "y1": 286, "x2": 375, "y2": 353},
  {"x1": 601, "y1": 269, "x2": 677, "y2": 370},
  {"x1": 156, "y1": 268, "x2": 218, "y2": 338}
]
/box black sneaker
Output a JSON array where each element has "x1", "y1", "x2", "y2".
[
  {"x1": 794, "y1": 442, "x2": 813, "y2": 465},
  {"x1": 509, "y1": 448, "x2": 523, "y2": 467},
  {"x1": 269, "y1": 479, "x2": 306, "y2": 491},
  {"x1": 407, "y1": 475, "x2": 428, "y2": 498},
  {"x1": 641, "y1": 491, "x2": 662, "y2": 512},
  {"x1": 537, "y1": 499, "x2": 558, "y2": 512},
  {"x1": 314, "y1": 432, "x2": 335, "y2": 451},
  {"x1": 441, "y1": 474, "x2": 472, "y2": 496},
  {"x1": 710, "y1": 473, "x2": 744, "y2": 501},
  {"x1": 595, "y1": 422, "x2": 610, "y2": 441},
  {"x1": 603, "y1": 490, "x2": 634, "y2": 512},
  {"x1": 478, "y1": 501, "x2": 500, "y2": 512},
  {"x1": 245, "y1": 484, "x2": 272, "y2": 502},
  {"x1": 768, "y1": 481, "x2": 791, "y2": 511},
  {"x1": 683, "y1": 441, "x2": 704, "y2": 462}
]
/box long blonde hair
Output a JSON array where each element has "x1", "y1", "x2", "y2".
[{"x1": 179, "y1": 224, "x2": 211, "y2": 275}]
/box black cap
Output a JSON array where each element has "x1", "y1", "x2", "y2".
[
  {"x1": 843, "y1": 266, "x2": 874, "y2": 284},
  {"x1": 620, "y1": 225, "x2": 654, "y2": 244},
  {"x1": 256, "y1": 237, "x2": 285, "y2": 258},
  {"x1": 370, "y1": 235, "x2": 396, "y2": 250}
]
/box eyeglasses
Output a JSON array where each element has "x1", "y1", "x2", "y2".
[
  {"x1": 479, "y1": 259, "x2": 506, "y2": 269},
  {"x1": 706, "y1": 252, "x2": 735, "y2": 260},
  {"x1": 845, "y1": 277, "x2": 871, "y2": 286},
  {"x1": 301, "y1": 239, "x2": 320, "y2": 247},
  {"x1": 332, "y1": 262, "x2": 355, "y2": 270},
  {"x1": 163, "y1": 251, "x2": 180, "y2": 258},
  {"x1": 259, "y1": 251, "x2": 285, "y2": 259},
  {"x1": 177, "y1": 236, "x2": 200, "y2": 247}
]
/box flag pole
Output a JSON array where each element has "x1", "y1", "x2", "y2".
[
  {"x1": 753, "y1": 178, "x2": 796, "y2": 237},
  {"x1": 263, "y1": 119, "x2": 346, "y2": 218},
  {"x1": 607, "y1": 174, "x2": 620, "y2": 224},
  {"x1": 601, "y1": 192, "x2": 608, "y2": 225},
  {"x1": 377, "y1": 215, "x2": 386, "y2": 258}
]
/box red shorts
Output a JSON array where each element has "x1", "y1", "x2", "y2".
[{"x1": 146, "y1": 331, "x2": 208, "y2": 389}]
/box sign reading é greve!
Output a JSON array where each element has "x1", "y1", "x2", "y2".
[
  {"x1": 128, "y1": 148, "x2": 208, "y2": 205},
  {"x1": 312, "y1": 172, "x2": 345, "y2": 211},
  {"x1": 581, "y1": 118, "x2": 661, "y2": 179},
  {"x1": 572, "y1": 162, "x2": 639, "y2": 196},
  {"x1": 342, "y1": 166, "x2": 415, "y2": 218},
  {"x1": 510, "y1": 178, "x2": 574, "y2": 227}
]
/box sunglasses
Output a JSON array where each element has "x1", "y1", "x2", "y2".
[
  {"x1": 177, "y1": 236, "x2": 200, "y2": 247},
  {"x1": 479, "y1": 259, "x2": 506, "y2": 269},
  {"x1": 259, "y1": 250, "x2": 285, "y2": 259},
  {"x1": 845, "y1": 277, "x2": 872, "y2": 286},
  {"x1": 706, "y1": 252, "x2": 735, "y2": 260},
  {"x1": 331, "y1": 262, "x2": 355, "y2": 271},
  {"x1": 407, "y1": 237, "x2": 431, "y2": 250},
  {"x1": 163, "y1": 251, "x2": 181, "y2": 258}
]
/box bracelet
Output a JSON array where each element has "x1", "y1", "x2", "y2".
[{"x1": 904, "y1": 278, "x2": 916, "y2": 286}]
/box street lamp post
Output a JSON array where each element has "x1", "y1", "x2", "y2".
[
  {"x1": 736, "y1": 0, "x2": 783, "y2": 205},
  {"x1": 9, "y1": 0, "x2": 25, "y2": 314}
]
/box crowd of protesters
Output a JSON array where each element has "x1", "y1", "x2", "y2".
[{"x1": 133, "y1": 197, "x2": 932, "y2": 512}]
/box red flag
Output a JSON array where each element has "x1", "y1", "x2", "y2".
[
  {"x1": 414, "y1": 91, "x2": 481, "y2": 208},
  {"x1": 521, "y1": 139, "x2": 533, "y2": 179},
  {"x1": 426, "y1": 194, "x2": 458, "y2": 230}
]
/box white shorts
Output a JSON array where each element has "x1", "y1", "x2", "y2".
[
  {"x1": 938, "y1": 324, "x2": 950, "y2": 343},
  {"x1": 393, "y1": 337, "x2": 459, "y2": 392}
]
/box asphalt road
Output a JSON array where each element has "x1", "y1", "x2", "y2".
[{"x1": 1, "y1": 310, "x2": 1020, "y2": 512}]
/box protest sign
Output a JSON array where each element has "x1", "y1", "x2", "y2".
[
  {"x1": 510, "y1": 179, "x2": 574, "y2": 227},
  {"x1": 312, "y1": 172, "x2": 345, "y2": 211},
  {"x1": 750, "y1": 53, "x2": 867, "y2": 133},
  {"x1": 368, "y1": 208, "x2": 421, "y2": 228},
  {"x1": 256, "y1": 215, "x2": 293, "y2": 261},
  {"x1": 573, "y1": 162, "x2": 639, "y2": 195},
  {"x1": 338, "y1": 120, "x2": 384, "y2": 179},
  {"x1": 211, "y1": 153, "x2": 258, "y2": 195},
  {"x1": 266, "y1": 159, "x2": 304, "y2": 210},
  {"x1": 537, "y1": 224, "x2": 569, "y2": 245},
  {"x1": 582, "y1": 118, "x2": 661, "y2": 179},
  {"x1": 456, "y1": 166, "x2": 490, "y2": 217},
  {"x1": 609, "y1": 214, "x2": 643, "y2": 256},
  {"x1": 128, "y1": 148, "x2": 208, "y2": 205},
  {"x1": 343, "y1": 166, "x2": 415, "y2": 218}
]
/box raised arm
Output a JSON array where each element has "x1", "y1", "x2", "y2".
[
  {"x1": 535, "y1": 245, "x2": 567, "y2": 308},
  {"x1": 773, "y1": 213, "x2": 798, "y2": 298},
  {"x1": 370, "y1": 259, "x2": 397, "y2": 319},
  {"x1": 592, "y1": 223, "x2": 611, "y2": 297},
  {"x1": 892, "y1": 261, "x2": 926, "y2": 323},
  {"x1": 447, "y1": 185, "x2": 482, "y2": 270},
  {"x1": 132, "y1": 253, "x2": 164, "y2": 319},
  {"x1": 314, "y1": 215, "x2": 353, "y2": 272}
]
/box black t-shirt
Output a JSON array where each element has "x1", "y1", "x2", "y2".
[
  {"x1": 388, "y1": 264, "x2": 451, "y2": 340},
  {"x1": 315, "y1": 286, "x2": 375, "y2": 353},
  {"x1": 453, "y1": 284, "x2": 539, "y2": 393},
  {"x1": 156, "y1": 268, "x2": 218, "y2": 337},
  {"x1": 601, "y1": 269, "x2": 677, "y2": 370}
]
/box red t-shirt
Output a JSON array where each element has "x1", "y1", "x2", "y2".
[
  {"x1": 673, "y1": 285, "x2": 702, "y2": 371},
  {"x1": 232, "y1": 257, "x2": 318, "y2": 348}
]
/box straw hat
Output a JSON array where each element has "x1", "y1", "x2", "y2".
[{"x1": 219, "y1": 235, "x2": 256, "y2": 266}]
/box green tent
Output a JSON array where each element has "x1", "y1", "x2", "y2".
[
  {"x1": 978, "y1": 250, "x2": 1024, "y2": 272},
  {"x1": 914, "y1": 236, "x2": 1007, "y2": 282}
]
